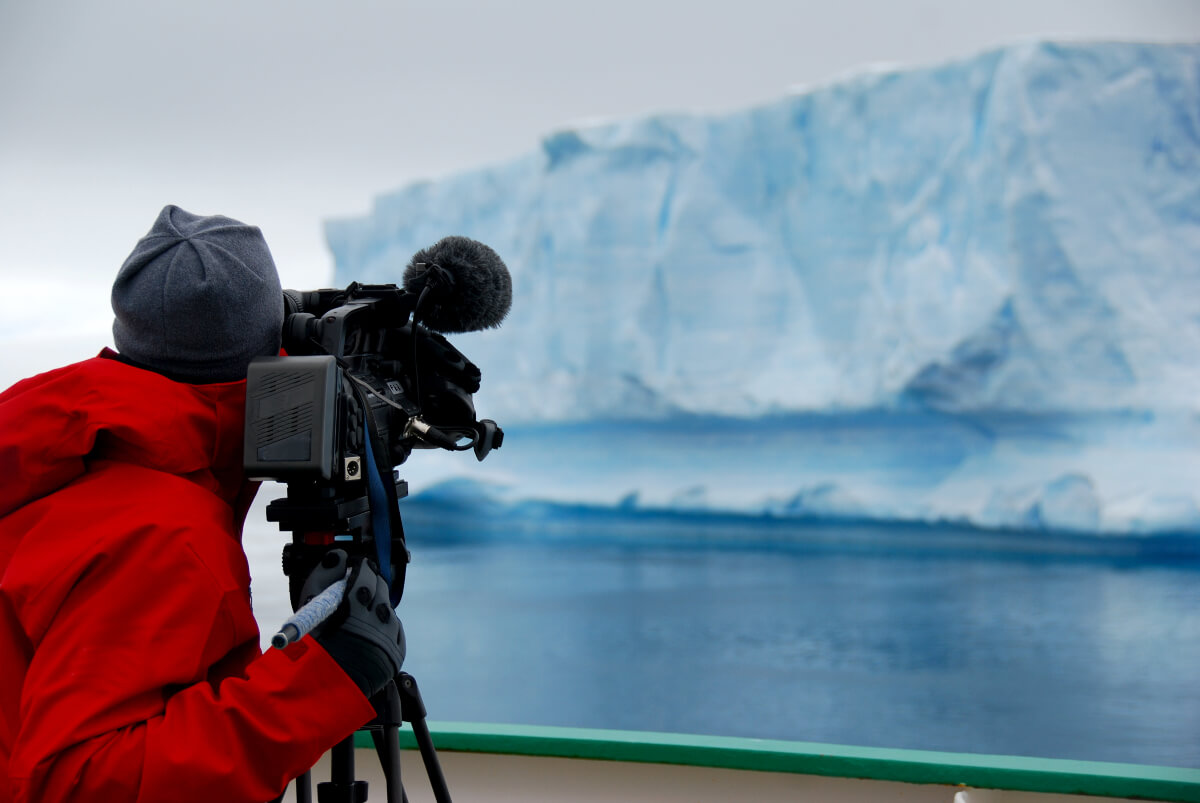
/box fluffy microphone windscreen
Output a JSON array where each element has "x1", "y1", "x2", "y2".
[{"x1": 403, "y1": 236, "x2": 512, "y2": 333}]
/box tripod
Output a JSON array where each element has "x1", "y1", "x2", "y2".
[
  {"x1": 289, "y1": 672, "x2": 451, "y2": 803},
  {"x1": 266, "y1": 479, "x2": 452, "y2": 803}
]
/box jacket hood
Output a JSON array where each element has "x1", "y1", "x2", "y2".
[{"x1": 0, "y1": 350, "x2": 255, "y2": 520}]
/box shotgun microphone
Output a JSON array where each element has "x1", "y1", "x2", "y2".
[{"x1": 402, "y1": 236, "x2": 512, "y2": 333}]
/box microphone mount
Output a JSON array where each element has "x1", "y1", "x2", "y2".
[{"x1": 412, "y1": 262, "x2": 458, "y2": 331}]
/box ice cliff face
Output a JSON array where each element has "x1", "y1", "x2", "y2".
[{"x1": 327, "y1": 41, "x2": 1200, "y2": 425}]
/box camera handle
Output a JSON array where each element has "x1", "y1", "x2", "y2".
[{"x1": 291, "y1": 672, "x2": 451, "y2": 803}]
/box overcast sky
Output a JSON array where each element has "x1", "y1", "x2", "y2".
[{"x1": 1, "y1": 0, "x2": 1197, "y2": 382}]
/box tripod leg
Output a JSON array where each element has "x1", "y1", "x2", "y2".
[
  {"x1": 371, "y1": 725, "x2": 406, "y2": 803},
  {"x1": 317, "y1": 737, "x2": 368, "y2": 802},
  {"x1": 410, "y1": 717, "x2": 452, "y2": 803},
  {"x1": 364, "y1": 728, "x2": 410, "y2": 803},
  {"x1": 396, "y1": 673, "x2": 453, "y2": 803},
  {"x1": 296, "y1": 770, "x2": 311, "y2": 803},
  {"x1": 368, "y1": 678, "x2": 408, "y2": 803}
]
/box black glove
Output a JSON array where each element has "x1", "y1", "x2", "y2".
[{"x1": 303, "y1": 554, "x2": 406, "y2": 698}]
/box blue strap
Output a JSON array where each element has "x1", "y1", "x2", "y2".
[{"x1": 363, "y1": 421, "x2": 393, "y2": 588}]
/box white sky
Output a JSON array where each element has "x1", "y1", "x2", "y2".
[{"x1": 1, "y1": 0, "x2": 1197, "y2": 384}]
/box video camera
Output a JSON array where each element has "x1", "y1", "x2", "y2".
[{"x1": 242, "y1": 236, "x2": 511, "y2": 608}]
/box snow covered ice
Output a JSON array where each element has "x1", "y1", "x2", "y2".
[{"x1": 324, "y1": 41, "x2": 1200, "y2": 537}]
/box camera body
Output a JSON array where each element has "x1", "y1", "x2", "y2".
[{"x1": 243, "y1": 283, "x2": 503, "y2": 606}]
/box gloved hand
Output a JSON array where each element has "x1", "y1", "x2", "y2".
[
  {"x1": 295, "y1": 549, "x2": 350, "y2": 620},
  {"x1": 299, "y1": 551, "x2": 406, "y2": 699}
]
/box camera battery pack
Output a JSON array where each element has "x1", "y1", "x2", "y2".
[{"x1": 244, "y1": 355, "x2": 339, "y2": 480}]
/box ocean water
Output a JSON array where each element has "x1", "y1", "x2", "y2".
[
  {"x1": 242, "y1": 411, "x2": 1200, "y2": 770},
  {"x1": 315, "y1": 504, "x2": 1199, "y2": 770}
]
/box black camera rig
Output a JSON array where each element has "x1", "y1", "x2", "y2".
[
  {"x1": 243, "y1": 282, "x2": 502, "y2": 607},
  {"x1": 243, "y1": 268, "x2": 506, "y2": 801},
  {"x1": 246, "y1": 278, "x2": 504, "y2": 604},
  {"x1": 243, "y1": 241, "x2": 510, "y2": 803}
]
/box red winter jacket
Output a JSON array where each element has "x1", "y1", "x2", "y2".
[{"x1": 0, "y1": 351, "x2": 376, "y2": 803}]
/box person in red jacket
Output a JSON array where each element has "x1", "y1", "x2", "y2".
[{"x1": 0, "y1": 206, "x2": 405, "y2": 803}]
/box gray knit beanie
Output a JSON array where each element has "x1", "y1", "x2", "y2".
[{"x1": 112, "y1": 205, "x2": 284, "y2": 383}]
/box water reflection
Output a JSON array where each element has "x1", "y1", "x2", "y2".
[{"x1": 245, "y1": 499, "x2": 1200, "y2": 768}]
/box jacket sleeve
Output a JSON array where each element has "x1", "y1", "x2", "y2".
[{"x1": 4, "y1": 493, "x2": 378, "y2": 803}]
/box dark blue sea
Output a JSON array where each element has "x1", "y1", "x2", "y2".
[{"x1": 389, "y1": 504, "x2": 1200, "y2": 769}]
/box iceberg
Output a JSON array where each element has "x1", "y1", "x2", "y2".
[{"x1": 325, "y1": 41, "x2": 1200, "y2": 536}]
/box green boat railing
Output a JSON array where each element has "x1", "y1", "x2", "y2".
[{"x1": 356, "y1": 722, "x2": 1200, "y2": 802}]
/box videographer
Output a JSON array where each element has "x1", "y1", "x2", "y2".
[{"x1": 0, "y1": 206, "x2": 406, "y2": 803}]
